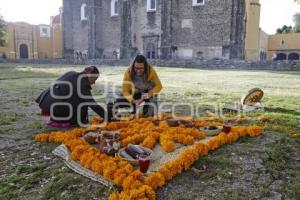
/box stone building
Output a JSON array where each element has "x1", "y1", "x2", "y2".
[{"x1": 62, "y1": 0, "x2": 246, "y2": 60}]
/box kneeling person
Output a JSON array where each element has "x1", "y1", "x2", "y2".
[
  {"x1": 35, "y1": 66, "x2": 106, "y2": 127},
  {"x1": 115, "y1": 55, "x2": 162, "y2": 117}
]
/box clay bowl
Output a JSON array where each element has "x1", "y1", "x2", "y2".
[
  {"x1": 152, "y1": 119, "x2": 162, "y2": 126},
  {"x1": 165, "y1": 119, "x2": 181, "y2": 127},
  {"x1": 179, "y1": 120, "x2": 195, "y2": 128},
  {"x1": 198, "y1": 126, "x2": 223, "y2": 136},
  {"x1": 117, "y1": 145, "x2": 153, "y2": 165}
]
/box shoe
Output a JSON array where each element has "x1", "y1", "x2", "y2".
[{"x1": 47, "y1": 120, "x2": 71, "y2": 128}]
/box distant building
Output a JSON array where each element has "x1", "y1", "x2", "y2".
[
  {"x1": 267, "y1": 33, "x2": 300, "y2": 61},
  {"x1": 0, "y1": 9, "x2": 62, "y2": 59},
  {"x1": 1, "y1": 1, "x2": 299, "y2": 61},
  {"x1": 244, "y1": 0, "x2": 300, "y2": 61}
]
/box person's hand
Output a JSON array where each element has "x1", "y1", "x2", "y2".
[
  {"x1": 141, "y1": 93, "x2": 149, "y2": 100},
  {"x1": 133, "y1": 99, "x2": 144, "y2": 106}
]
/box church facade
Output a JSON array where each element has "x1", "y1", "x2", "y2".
[
  {"x1": 62, "y1": 0, "x2": 246, "y2": 60},
  {"x1": 0, "y1": 11, "x2": 62, "y2": 60}
]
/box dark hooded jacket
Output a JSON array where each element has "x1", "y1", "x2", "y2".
[{"x1": 35, "y1": 71, "x2": 105, "y2": 121}]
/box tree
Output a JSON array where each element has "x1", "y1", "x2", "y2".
[
  {"x1": 276, "y1": 25, "x2": 293, "y2": 34},
  {"x1": 0, "y1": 15, "x2": 7, "y2": 46}
]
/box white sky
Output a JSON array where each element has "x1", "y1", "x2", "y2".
[
  {"x1": 260, "y1": 0, "x2": 300, "y2": 34},
  {"x1": 0, "y1": 0, "x2": 299, "y2": 34},
  {"x1": 0, "y1": 0, "x2": 63, "y2": 25}
]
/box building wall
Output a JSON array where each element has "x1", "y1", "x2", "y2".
[
  {"x1": 0, "y1": 18, "x2": 62, "y2": 59},
  {"x1": 268, "y1": 33, "x2": 300, "y2": 50},
  {"x1": 267, "y1": 33, "x2": 300, "y2": 60},
  {"x1": 72, "y1": 0, "x2": 89, "y2": 52},
  {"x1": 259, "y1": 28, "x2": 268, "y2": 51},
  {"x1": 12, "y1": 22, "x2": 34, "y2": 59},
  {"x1": 63, "y1": 0, "x2": 246, "y2": 60},
  {"x1": 258, "y1": 28, "x2": 268, "y2": 60},
  {"x1": 36, "y1": 25, "x2": 53, "y2": 59},
  {"x1": 131, "y1": 0, "x2": 162, "y2": 58},
  {"x1": 171, "y1": 0, "x2": 234, "y2": 59},
  {"x1": 97, "y1": 0, "x2": 121, "y2": 58},
  {"x1": 52, "y1": 24, "x2": 62, "y2": 58},
  {"x1": 244, "y1": 0, "x2": 260, "y2": 61},
  {"x1": 62, "y1": 0, "x2": 74, "y2": 58}
]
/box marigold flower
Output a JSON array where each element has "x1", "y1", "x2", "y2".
[{"x1": 35, "y1": 114, "x2": 265, "y2": 200}]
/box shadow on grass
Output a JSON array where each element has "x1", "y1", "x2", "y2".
[
  {"x1": 268, "y1": 70, "x2": 300, "y2": 76},
  {"x1": 264, "y1": 107, "x2": 300, "y2": 116}
]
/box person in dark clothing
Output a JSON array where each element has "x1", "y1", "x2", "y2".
[{"x1": 35, "y1": 66, "x2": 106, "y2": 126}]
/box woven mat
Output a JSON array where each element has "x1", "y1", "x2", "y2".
[
  {"x1": 52, "y1": 144, "x2": 111, "y2": 186},
  {"x1": 52, "y1": 137, "x2": 213, "y2": 187}
]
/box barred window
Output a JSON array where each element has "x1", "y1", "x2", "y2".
[
  {"x1": 81, "y1": 4, "x2": 87, "y2": 20},
  {"x1": 147, "y1": 0, "x2": 156, "y2": 12},
  {"x1": 111, "y1": 0, "x2": 119, "y2": 16},
  {"x1": 193, "y1": 0, "x2": 205, "y2": 6}
]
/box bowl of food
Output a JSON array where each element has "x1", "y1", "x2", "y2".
[
  {"x1": 152, "y1": 119, "x2": 162, "y2": 126},
  {"x1": 179, "y1": 120, "x2": 195, "y2": 128},
  {"x1": 117, "y1": 144, "x2": 153, "y2": 165},
  {"x1": 165, "y1": 119, "x2": 181, "y2": 127},
  {"x1": 83, "y1": 131, "x2": 101, "y2": 144},
  {"x1": 198, "y1": 126, "x2": 223, "y2": 136}
]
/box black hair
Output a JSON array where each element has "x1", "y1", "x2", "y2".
[
  {"x1": 130, "y1": 54, "x2": 150, "y2": 81},
  {"x1": 89, "y1": 66, "x2": 99, "y2": 75},
  {"x1": 84, "y1": 66, "x2": 99, "y2": 75}
]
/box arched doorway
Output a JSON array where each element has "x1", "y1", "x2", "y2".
[
  {"x1": 20, "y1": 44, "x2": 29, "y2": 59},
  {"x1": 275, "y1": 53, "x2": 287, "y2": 61},
  {"x1": 288, "y1": 53, "x2": 299, "y2": 60}
]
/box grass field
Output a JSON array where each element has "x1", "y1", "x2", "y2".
[{"x1": 0, "y1": 64, "x2": 299, "y2": 200}]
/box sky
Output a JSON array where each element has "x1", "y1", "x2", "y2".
[
  {"x1": 260, "y1": 0, "x2": 300, "y2": 34},
  {"x1": 0, "y1": 0, "x2": 63, "y2": 25},
  {"x1": 0, "y1": 0, "x2": 300, "y2": 34}
]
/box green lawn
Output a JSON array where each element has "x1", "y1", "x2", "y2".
[{"x1": 0, "y1": 64, "x2": 299, "y2": 200}]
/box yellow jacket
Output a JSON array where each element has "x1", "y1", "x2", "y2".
[{"x1": 122, "y1": 66, "x2": 162, "y2": 102}]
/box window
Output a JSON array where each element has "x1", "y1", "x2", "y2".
[
  {"x1": 193, "y1": 0, "x2": 205, "y2": 6},
  {"x1": 146, "y1": 43, "x2": 156, "y2": 59},
  {"x1": 81, "y1": 3, "x2": 87, "y2": 20},
  {"x1": 147, "y1": 0, "x2": 156, "y2": 12},
  {"x1": 111, "y1": 0, "x2": 119, "y2": 16},
  {"x1": 39, "y1": 26, "x2": 50, "y2": 37}
]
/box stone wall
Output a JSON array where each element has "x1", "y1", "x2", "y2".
[
  {"x1": 97, "y1": 0, "x2": 121, "y2": 59},
  {"x1": 72, "y1": 0, "x2": 89, "y2": 52},
  {"x1": 62, "y1": 0, "x2": 74, "y2": 58},
  {"x1": 171, "y1": 0, "x2": 234, "y2": 59},
  {"x1": 2, "y1": 58, "x2": 300, "y2": 71},
  {"x1": 62, "y1": 0, "x2": 246, "y2": 60},
  {"x1": 134, "y1": 0, "x2": 162, "y2": 59}
]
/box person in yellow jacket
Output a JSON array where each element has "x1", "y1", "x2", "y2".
[{"x1": 112, "y1": 54, "x2": 162, "y2": 117}]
